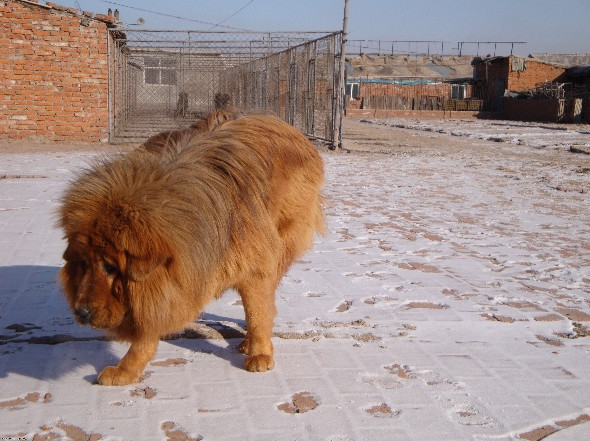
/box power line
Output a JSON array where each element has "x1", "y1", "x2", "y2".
[
  {"x1": 94, "y1": 0, "x2": 253, "y2": 31},
  {"x1": 208, "y1": 0, "x2": 255, "y2": 30}
]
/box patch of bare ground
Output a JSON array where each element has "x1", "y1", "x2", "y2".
[
  {"x1": 161, "y1": 421, "x2": 203, "y2": 441},
  {"x1": 555, "y1": 322, "x2": 590, "y2": 339},
  {"x1": 151, "y1": 358, "x2": 188, "y2": 367},
  {"x1": 554, "y1": 308, "x2": 590, "y2": 322},
  {"x1": 130, "y1": 387, "x2": 157, "y2": 399},
  {"x1": 352, "y1": 332, "x2": 381, "y2": 342},
  {"x1": 273, "y1": 330, "x2": 322, "y2": 340},
  {"x1": 14, "y1": 421, "x2": 104, "y2": 441},
  {"x1": 365, "y1": 403, "x2": 400, "y2": 418},
  {"x1": 277, "y1": 391, "x2": 319, "y2": 414},
  {"x1": 335, "y1": 300, "x2": 353, "y2": 312},
  {"x1": 0, "y1": 392, "x2": 52, "y2": 410},
  {"x1": 518, "y1": 414, "x2": 590, "y2": 441},
  {"x1": 406, "y1": 302, "x2": 447, "y2": 310},
  {"x1": 341, "y1": 118, "x2": 472, "y2": 154},
  {"x1": 480, "y1": 313, "x2": 517, "y2": 323}
]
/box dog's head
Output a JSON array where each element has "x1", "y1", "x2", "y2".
[{"x1": 59, "y1": 202, "x2": 171, "y2": 332}]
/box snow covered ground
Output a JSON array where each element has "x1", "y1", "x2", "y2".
[
  {"x1": 373, "y1": 118, "x2": 590, "y2": 151},
  {"x1": 1, "y1": 118, "x2": 589, "y2": 440}
]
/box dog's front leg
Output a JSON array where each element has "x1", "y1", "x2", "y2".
[
  {"x1": 97, "y1": 338, "x2": 158, "y2": 386},
  {"x1": 237, "y1": 277, "x2": 277, "y2": 372}
]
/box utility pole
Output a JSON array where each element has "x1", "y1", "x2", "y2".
[{"x1": 333, "y1": 0, "x2": 348, "y2": 149}]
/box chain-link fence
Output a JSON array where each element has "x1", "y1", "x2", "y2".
[{"x1": 108, "y1": 30, "x2": 344, "y2": 144}]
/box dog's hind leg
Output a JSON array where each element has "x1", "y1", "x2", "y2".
[
  {"x1": 236, "y1": 277, "x2": 278, "y2": 372},
  {"x1": 97, "y1": 338, "x2": 159, "y2": 385}
]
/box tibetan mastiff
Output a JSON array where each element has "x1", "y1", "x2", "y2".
[{"x1": 58, "y1": 114, "x2": 325, "y2": 385}]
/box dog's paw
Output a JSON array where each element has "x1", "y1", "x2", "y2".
[
  {"x1": 238, "y1": 338, "x2": 250, "y2": 355},
  {"x1": 97, "y1": 366, "x2": 141, "y2": 386},
  {"x1": 245, "y1": 354, "x2": 274, "y2": 372}
]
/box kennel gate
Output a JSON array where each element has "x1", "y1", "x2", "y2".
[{"x1": 107, "y1": 29, "x2": 344, "y2": 145}]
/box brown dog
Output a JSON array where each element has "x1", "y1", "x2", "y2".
[{"x1": 58, "y1": 114, "x2": 325, "y2": 386}]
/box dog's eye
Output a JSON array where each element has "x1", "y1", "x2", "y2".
[{"x1": 103, "y1": 262, "x2": 118, "y2": 276}]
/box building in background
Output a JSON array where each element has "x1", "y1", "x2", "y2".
[{"x1": 1, "y1": 0, "x2": 119, "y2": 142}]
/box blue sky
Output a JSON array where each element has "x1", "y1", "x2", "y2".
[{"x1": 56, "y1": 0, "x2": 589, "y2": 56}]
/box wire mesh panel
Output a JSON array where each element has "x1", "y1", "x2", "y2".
[{"x1": 108, "y1": 29, "x2": 343, "y2": 144}]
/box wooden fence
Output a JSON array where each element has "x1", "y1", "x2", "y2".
[{"x1": 350, "y1": 79, "x2": 490, "y2": 112}]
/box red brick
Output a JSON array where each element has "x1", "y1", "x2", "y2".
[{"x1": 1, "y1": 0, "x2": 109, "y2": 141}]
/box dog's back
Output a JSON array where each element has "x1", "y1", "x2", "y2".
[
  {"x1": 166, "y1": 114, "x2": 325, "y2": 283},
  {"x1": 207, "y1": 114, "x2": 325, "y2": 274}
]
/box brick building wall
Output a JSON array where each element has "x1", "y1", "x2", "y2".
[
  {"x1": 473, "y1": 58, "x2": 508, "y2": 88},
  {"x1": 473, "y1": 56, "x2": 566, "y2": 92},
  {"x1": 507, "y1": 59, "x2": 566, "y2": 92},
  {"x1": 0, "y1": 0, "x2": 116, "y2": 142},
  {"x1": 472, "y1": 56, "x2": 569, "y2": 114}
]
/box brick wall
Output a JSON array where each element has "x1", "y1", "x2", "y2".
[
  {"x1": 507, "y1": 59, "x2": 566, "y2": 92},
  {"x1": 473, "y1": 57, "x2": 566, "y2": 92},
  {"x1": 0, "y1": 0, "x2": 116, "y2": 142},
  {"x1": 473, "y1": 59, "x2": 509, "y2": 86},
  {"x1": 473, "y1": 56, "x2": 568, "y2": 113}
]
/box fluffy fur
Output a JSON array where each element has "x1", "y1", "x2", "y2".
[
  {"x1": 189, "y1": 109, "x2": 238, "y2": 132},
  {"x1": 139, "y1": 109, "x2": 239, "y2": 155},
  {"x1": 59, "y1": 114, "x2": 325, "y2": 385}
]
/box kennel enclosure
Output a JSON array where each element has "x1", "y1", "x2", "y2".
[{"x1": 108, "y1": 29, "x2": 344, "y2": 145}]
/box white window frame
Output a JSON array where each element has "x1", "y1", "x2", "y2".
[
  {"x1": 144, "y1": 58, "x2": 177, "y2": 86},
  {"x1": 451, "y1": 84, "x2": 467, "y2": 99},
  {"x1": 346, "y1": 82, "x2": 360, "y2": 99}
]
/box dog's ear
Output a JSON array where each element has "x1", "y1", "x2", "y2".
[
  {"x1": 106, "y1": 202, "x2": 171, "y2": 282},
  {"x1": 63, "y1": 243, "x2": 76, "y2": 262},
  {"x1": 125, "y1": 251, "x2": 168, "y2": 282},
  {"x1": 62, "y1": 235, "x2": 88, "y2": 261},
  {"x1": 122, "y1": 228, "x2": 171, "y2": 282}
]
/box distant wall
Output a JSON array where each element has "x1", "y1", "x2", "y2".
[
  {"x1": 504, "y1": 98, "x2": 585, "y2": 123},
  {"x1": 503, "y1": 99, "x2": 561, "y2": 123},
  {"x1": 0, "y1": 0, "x2": 115, "y2": 142}
]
